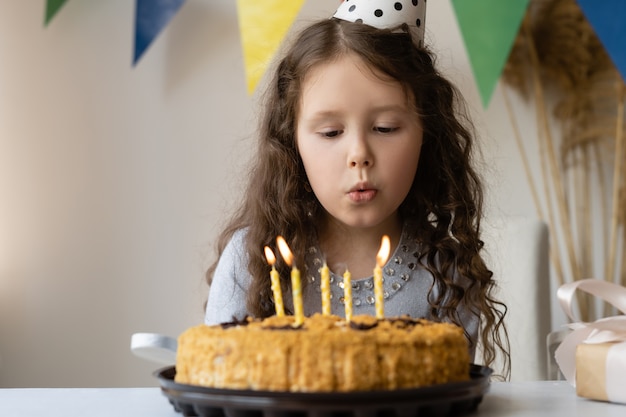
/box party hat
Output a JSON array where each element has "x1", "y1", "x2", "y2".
[{"x1": 333, "y1": 0, "x2": 427, "y2": 45}]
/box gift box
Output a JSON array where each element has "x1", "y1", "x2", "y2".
[
  {"x1": 554, "y1": 279, "x2": 626, "y2": 405},
  {"x1": 576, "y1": 341, "x2": 626, "y2": 404}
]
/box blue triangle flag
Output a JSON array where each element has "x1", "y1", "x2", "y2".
[
  {"x1": 133, "y1": 0, "x2": 186, "y2": 65},
  {"x1": 576, "y1": 0, "x2": 626, "y2": 82}
]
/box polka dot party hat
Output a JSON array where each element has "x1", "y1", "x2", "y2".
[{"x1": 333, "y1": 0, "x2": 427, "y2": 44}]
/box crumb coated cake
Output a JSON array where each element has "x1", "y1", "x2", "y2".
[{"x1": 175, "y1": 314, "x2": 470, "y2": 392}]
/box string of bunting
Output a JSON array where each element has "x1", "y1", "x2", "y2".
[
  {"x1": 44, "y1": 0, "x2": 626, "y2": 102},
  {"x1": 450, "y1": 0, "x2": 626, "y2": 107},
  {"x1": 44, "y1": 0, "x2": 304, "y2": 93}
]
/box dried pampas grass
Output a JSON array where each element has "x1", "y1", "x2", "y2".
[{"x1": 501, "y1": 0, "x2": 626, "y2": 320}]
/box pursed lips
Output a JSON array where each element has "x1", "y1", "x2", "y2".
[{"x1": 347, "y1": 183, "x2": 377, "y2": 202}]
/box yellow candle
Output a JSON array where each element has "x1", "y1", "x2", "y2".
[
  {"x1": 276, "y1": 236, "x2": 304, "y2": 326},
  {"x1": 290, "y1": 266, "x2": 303, "y2": 326},
  {"x1": 374, "y1": 235, "x2": 391, "y2": 319},
  {"x1": 343, "y1": 269, "x2": 352, "y2": 322},
  {"x1": 320, "y1": 262, "x2": 331, "y2": 315},
  {"x1": 373, "y1": 264, "x2": 384, "y2": 319},
  {"x1": 264, "y1": 246, "x2": 285, "y2": 316}
]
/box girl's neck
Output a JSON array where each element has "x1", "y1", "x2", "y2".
[{"x1": 318, "y1": 216, "x2": 403, "y2": 279}]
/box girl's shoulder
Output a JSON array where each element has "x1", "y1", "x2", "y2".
[
  {"x1": 222, "y1": 227, "x2": 249, "y2": 259},
  {"x1": 230, "y1": 227, "x2": 248, "y2": 244}
]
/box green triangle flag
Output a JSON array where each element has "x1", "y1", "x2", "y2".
[
  {"x1": 45, "y1": 0, "x2": 69, "y2": 26},
  {"x1": 451, "y1": 0, "x2": 530, "y2": 107}
]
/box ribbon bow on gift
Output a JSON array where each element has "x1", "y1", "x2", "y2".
[{"x1": 554, "y1": 278, "x2": 626, "y2": 385}]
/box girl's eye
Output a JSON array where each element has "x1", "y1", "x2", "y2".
[
  {"x1": 374, "y1": 126, "x2": 398, "y2": 134},
  {"x1": 319, "y1": 130, "x2": 343, "y2": 138}
]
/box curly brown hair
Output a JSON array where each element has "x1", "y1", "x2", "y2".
[{"x1": 206, "y1": 19, "x2": 510, "y2": 378}]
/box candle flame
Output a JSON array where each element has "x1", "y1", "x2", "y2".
[
  {"x1": 264, "y1": 246, "x2": 276, "y2": 266},
  {"x1": 276, "y1": 236, "x2": 293, "y2": 266},
  {"x1": 376, "y1": 235, "x2": 391, "y2": 267}
]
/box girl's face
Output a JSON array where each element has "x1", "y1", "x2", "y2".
[{"x1": 296, "y1": 53, "x2": 423, "y2": 233}]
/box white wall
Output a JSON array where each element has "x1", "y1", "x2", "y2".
[{"x1": 0, "y1": 0, "x2": 553, "y2": 387}]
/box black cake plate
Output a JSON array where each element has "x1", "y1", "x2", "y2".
[{"x1": 155, "y1": 364, "x2": 492, "y2": 417}]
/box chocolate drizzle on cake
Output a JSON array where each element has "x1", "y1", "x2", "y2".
[
  {"x1": 349, "y1": 320, "x2": 379, "y2": 330},
  {"x1": 389, "y1": 315, "x2": 425, "y2": 328},
  {"x1": 267, "y1": 324, "x2": 304, "y2": 331},
  {"x1": 349, "y1": 315, "x2": 379, "y2": 330},
  {"x1": 219, "y1": 316, "x2": 251, "y2": 329}
]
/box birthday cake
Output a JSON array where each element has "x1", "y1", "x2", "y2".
[{"x1": 174, "y1": 313, "x2": 470, "y2": 392}]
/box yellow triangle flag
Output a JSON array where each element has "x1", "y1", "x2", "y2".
[{"x1": 237, "y1": 0, "x2": 305, "y2": 94}]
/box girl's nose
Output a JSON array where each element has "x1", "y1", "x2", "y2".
[{"x1": 347, "y1": 132, "x2": 374, "y2": 168}]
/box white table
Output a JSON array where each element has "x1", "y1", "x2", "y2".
[
  {"x1": 479, "y1": 381, "x2": 624, "y2": 416},
  {"x1": 0, "y1": 381, "x2": 624, "y2": 417},
  {"x1": 0, "y1": 387, "x2": 177, "y2": 417}
]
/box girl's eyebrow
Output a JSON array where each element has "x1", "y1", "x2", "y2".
[
  {"x1": 306, "y1": 105, "x2": 410, "y2": 119},
  {"x1": 371, "y1": 104, "x2": 411, "y2": 113},
  {"x1": 306, "y1": 110, "x2": 342, "y2": 119}
]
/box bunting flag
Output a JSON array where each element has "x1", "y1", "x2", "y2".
[
  {"x1": 45, "y1": 0, "x2": 69, "y2": 26},
  {"x1": 576, "y1": 0, "x2": 626, "y2": 82},
  {"x1": 451, "y1": 0, "x2": 530, "y2": 108},
  {"x1": 236, "y1": 0, "x2": 305, "y2": 95},
  {"x1": 133, "y1": 0, "x2": 187, "y2": 65}
]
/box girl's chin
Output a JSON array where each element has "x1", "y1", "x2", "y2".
[{"x1": 321, "y1": 213, "x2": 401, "y2": 233}]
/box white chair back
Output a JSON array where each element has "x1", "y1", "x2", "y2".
[{"x1": 481, "y1": 216, "x2": 551, "y2": 380}]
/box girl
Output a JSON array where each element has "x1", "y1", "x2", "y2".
[{"x1": 205, "y1": 1, "x2": 510, "y2": 378}]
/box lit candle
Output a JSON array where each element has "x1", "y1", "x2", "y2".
[
  {"x1": 320, "y1": 262, "x2": 331, "y2": 316},
  {"x1": 264, "y1": 246, "x2": 285, "y2": 316},
  {"x1": 276, "y1": 236, "x2": 304, "y2": 326},
  {"x1": 374, "y1": 235, "x2": 391, "y2": 319},
  {"x1": 343, "y1": 268, "x2": 352, "y2": 322}
]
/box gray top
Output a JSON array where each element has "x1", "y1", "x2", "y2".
[{"x1": 205, "y1": 226, "x2": 478, "y2": 358}]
